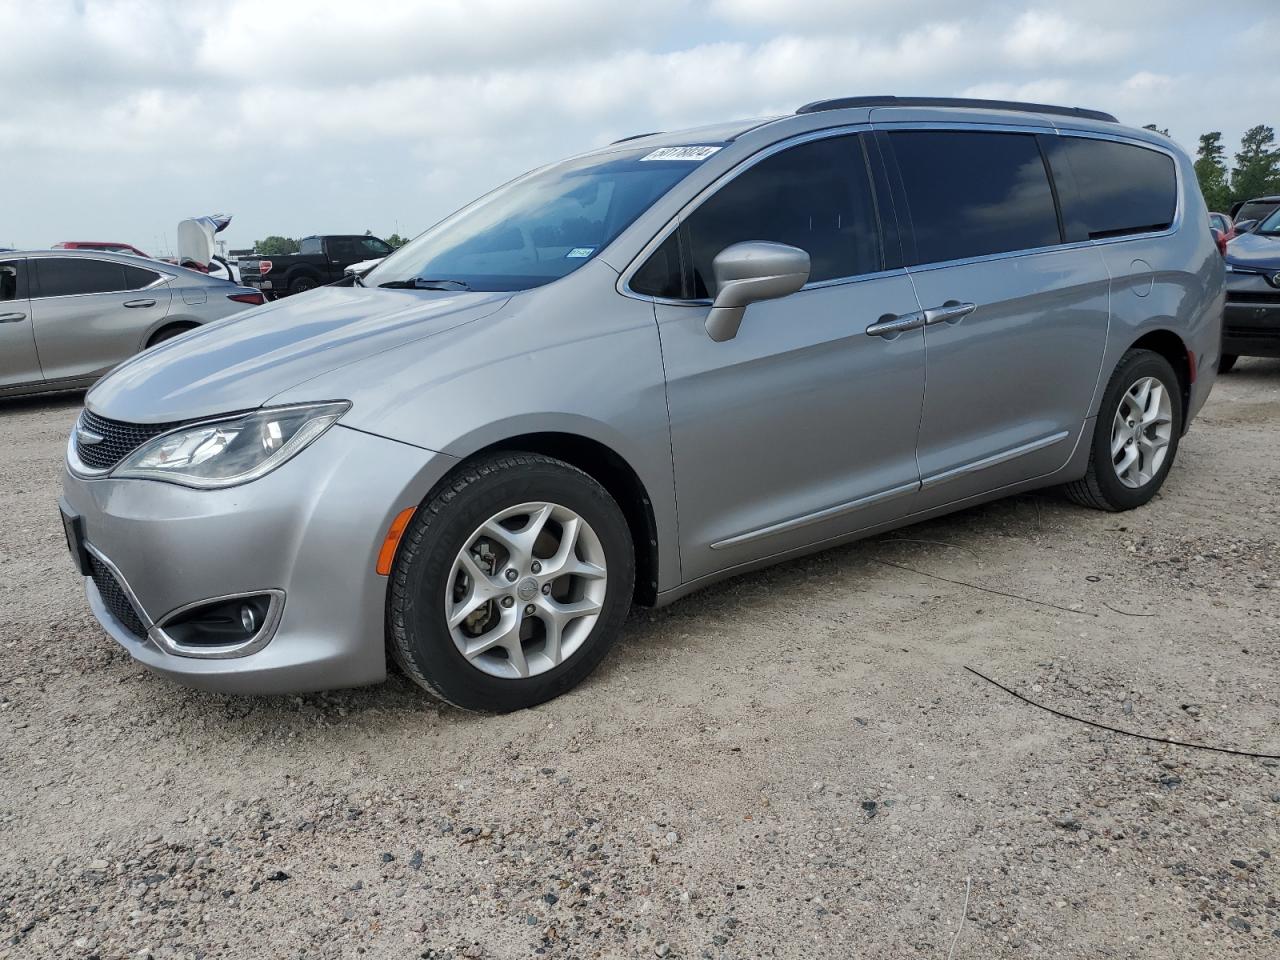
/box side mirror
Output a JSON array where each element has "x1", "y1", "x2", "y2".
[
  {"x1": 705, "y1": 241, "x2": 810, "y2": 342},
  {"x1": 1233, "y1": 219, "x2": 1258, "y2": 235}
]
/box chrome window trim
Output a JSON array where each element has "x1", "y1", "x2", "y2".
[
  {"x1": 149, "y1": 588, "x2": 286, "y2": 659},
  {"x1": 618, "y1": 120, "x2": 1185, "y2": 302},
  {"x1": 617, "y1": 123, "x2": 879, "y2": 302}
]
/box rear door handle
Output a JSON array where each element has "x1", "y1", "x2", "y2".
[
  {"x1": 865, "y1": 310, "x2": 925, "y2": 339},
  {"x1": 0, "y1": 311, "x2": 26, "y2": 323},
  {"x1": 923, "y1": 301, "x2": 977, "y2": 326},
  {"x1": 123, "y1": 299, "x2": 156, "y2": 309}
]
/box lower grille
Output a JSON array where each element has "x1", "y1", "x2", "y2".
[
  {"x1": 75, "y1": 409, "x2": 186, "y2": 472},
  {"x1": 88, "y1": 555, "x2": 147, "y2": 641},
  {"x1": 1225, "y1": 325, "x2": 1280, "y2": 341},
  {"x1": 1226, "y1": 291, "x2": 1280, "y2": 306}
]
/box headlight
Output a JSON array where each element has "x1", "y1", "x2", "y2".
[{"x1": 112, "y1": 402, "x2": 350, "y2": 488}]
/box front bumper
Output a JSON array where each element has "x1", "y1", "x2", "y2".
[
  {"x1": 61, "y1": 424, "x2": 456, "y2": 695},
  {"x1": 1224, "y1": 273, "x2": 1280, "y2": 358}
]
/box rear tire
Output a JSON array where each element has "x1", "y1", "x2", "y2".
[
  {"x1": 146, "y1": 324, "x2": 196, "y2": 347},
  {"x1": 387, "y1": 453, "x2": 634, "y2": 712},
  {"x1": 1218, "y1": 353, "x2": 1238, "y2": 374},
  {"x1": 288, "y1": 275, "x2": 319, "y2": 296},
  {"x1": 1063, "y1": 349, "x2": 1183, "y2": 512}
]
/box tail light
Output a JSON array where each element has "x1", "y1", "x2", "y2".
[
  {"x1": 258, "y1": 260, "x2": 272, "y2": 275},
  {"x1": 1212, "y1": 228, "x2": 1227, "y2": 257},
  {"x1": 228, "y1": 292, "x2": 266, "y2": 305}
]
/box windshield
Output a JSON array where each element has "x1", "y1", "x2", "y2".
[
  {"x1": 1256, "y1": 208, "x2": 1280, "y2": 235},
  {"x1": 365, "y1": 147, "x2": 716, "y2": 292}
]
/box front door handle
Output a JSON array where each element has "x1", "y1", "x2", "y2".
[
  {"x1": 123, "y1": 299, "x2": 156, "y2": 309},
  {"x1": 0, "y1": 311, "x2": 26, "y2": 323},
  {"x1": 865, "y1": 310, "x2": 925, "y2": 339},
  {"x1": 923, "y1": 301, "x2": 977, "y2": 326}
]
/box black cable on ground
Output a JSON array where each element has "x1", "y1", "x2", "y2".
[
  {"x1": 875, "y1": 559, "x2": 1097, "y2": 617},
  {"x1": 964, "y1": 665, "x2": 1280, "y2": 760}
]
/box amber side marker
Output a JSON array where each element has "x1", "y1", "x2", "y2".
[{"x1": 376, "y1": 507, "x2": 417, "y2": 575}]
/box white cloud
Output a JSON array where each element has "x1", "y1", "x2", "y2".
[
  {"x1": 1001, "y1": 10, "x2": 1131, "y2": 65},
  {"x1": 0, "y1": 0, "x2": 1276, "y2": 251}
]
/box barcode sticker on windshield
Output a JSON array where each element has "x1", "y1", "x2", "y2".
[
  {"x1": 640, "y1": 146, "x2": 721, "y2": 162},
  {"x1": 566, "y1": 247, "x2": 595, "y2": 258}
]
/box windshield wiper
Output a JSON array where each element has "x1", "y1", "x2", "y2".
[{"x1": 378, "y1": 277, "x2": 472, "y2": 291}]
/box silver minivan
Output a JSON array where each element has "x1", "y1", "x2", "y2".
[{"x1": 60, "y1": 97, "x2": 1224, "y2": 711}]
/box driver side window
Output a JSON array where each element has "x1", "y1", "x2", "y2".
[{"x1": 633, "y1": 134, "x2": 884, "y2": 301}]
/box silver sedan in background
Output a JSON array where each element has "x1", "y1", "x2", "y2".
[{"x1": 0, "y1": 249, "x2": 265, "y2": 399}]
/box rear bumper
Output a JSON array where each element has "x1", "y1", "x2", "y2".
[{"x1": 61, "y1": 424, "x2": 456, "y2": 695}]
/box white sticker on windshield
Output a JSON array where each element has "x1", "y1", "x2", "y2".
[
  {"x1": 566, "y1": 247, "x2": 595, "y2": 259},
  {"x1": 640, "y1": 146, "x2": 721, "y2": 162}
]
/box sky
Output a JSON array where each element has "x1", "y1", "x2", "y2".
[{"x1": 2, "y1": 0, "x2": 1276, "y2": 254}]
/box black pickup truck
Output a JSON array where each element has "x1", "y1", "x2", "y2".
[{"x1": 239, "y1": 235, "x2": 393, "y2": 299}]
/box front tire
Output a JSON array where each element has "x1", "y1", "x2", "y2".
[
  {"x1": 1063, "y1": 349, "x2": 1183, "y2": 512},
  {"x1": 387, "y1": 453, "x2": 634, "y2": 712},
  {"x1": 1218, "y1": 353, "x2": 1238, "y2": 374}
]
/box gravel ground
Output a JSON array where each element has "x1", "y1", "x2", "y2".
[{"x1": 2, "y1": 361, "x2": 1279, "y2": 960}]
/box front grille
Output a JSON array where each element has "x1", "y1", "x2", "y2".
[
  {"x1": 75, "y1": 409, "x2": 185, "y2": 471},
  {"x1": 88, "y1": 555, "x2": 147, "y2": 640}
]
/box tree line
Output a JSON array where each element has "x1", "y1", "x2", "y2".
[
  {"x1": 1145, "y1": 123, "x2": 1280, "y2": 213},
  {"x1": 252, "y1": 230, "x2": 410, "y2": 256}
]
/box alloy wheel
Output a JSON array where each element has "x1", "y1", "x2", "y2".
[
  {"x1": 1110, "y1": 376, "x2": 1173, "y2": 489},
  {"x1": 445, "y1": 501, "x2": 607, "y2": 679}
]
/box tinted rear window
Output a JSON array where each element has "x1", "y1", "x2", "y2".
[
  {"x1": 889, "y1": 130, "x2": 1061, "y2": 265},
  {"x1": 1046, "y1": 137, "x2": 1176, "y2": 240},
  {"x1": 1235, "y1": 201, "x2": 1279, "y2": 224},
  {"x1": 34, "y1": 257, "x2": 129, "y2": 297}
]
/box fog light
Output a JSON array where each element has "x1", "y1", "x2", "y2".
[{"x1": 156, "y1": 593, "x2": 277, "y2": 649}]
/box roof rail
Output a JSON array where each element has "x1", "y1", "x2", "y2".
[
  {"x1": 795, "y1": 96, "x2": 1118, "y2": 124},
  {"x1": 611, "y1": 131, "x2": 663, "y2": 145}
]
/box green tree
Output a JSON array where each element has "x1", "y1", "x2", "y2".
[
  {"x1": 1231, "y1": 125, "x2": 1280, "y2": 204},
  {"x1": 385, "y1": 233, "x2": 410, "y2": 249},
  {"x1": 1142, "y1": 124, "x2": 1170, "y2": 137},
  {"x1": 255, "y1": 235, "x2": 299, "y2": 256},
  {"x1": 1194, "y1": 132, "x2": 1232, "y2": 213}
]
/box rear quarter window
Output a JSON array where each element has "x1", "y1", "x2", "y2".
[{"x1": 1044, "y1": 136, "x2": 1177, "y2": 241}]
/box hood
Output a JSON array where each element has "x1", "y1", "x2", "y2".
[
  {"x1": 1225, "y1": 230, "x2": 1280, "y2": 270},
  {"x1": 87, "y1": 284, "x2": 510, "y2": 423}
]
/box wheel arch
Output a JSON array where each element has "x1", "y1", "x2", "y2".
[
  {"x1": 443, "y1": 432, "x2": 661, "y2": 606},
  {"x1": 1126, "y1": 328, "x2": 1192, "y2": 421},
  {"x1": 142, "y1": 319, "x2": 200, "y2": 349},
  {"x1": 285, "y1": 265, "x2": 324, "y2": 287}
]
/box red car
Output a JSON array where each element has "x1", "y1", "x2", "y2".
[{"x1": 52, "y1": 241, "x2": 151, "y2": 258}]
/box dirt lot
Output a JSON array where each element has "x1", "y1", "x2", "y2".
[{"x1": 2, "y1": 362, "x2": 1279, "y2": 960}]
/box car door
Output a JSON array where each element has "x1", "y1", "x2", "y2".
[
  {"x1": 634, "y1": 132, "x2": 926, "y2": 584},
  {"x1": 29, "y1": 256, "x2": 172, "y2": 383},
  {"x1": 0, "y1": 258, "x2": 42, "y2": 389},
  {"x1": 880, "y1": 128, "x2": 1111, "y2": 506}
]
